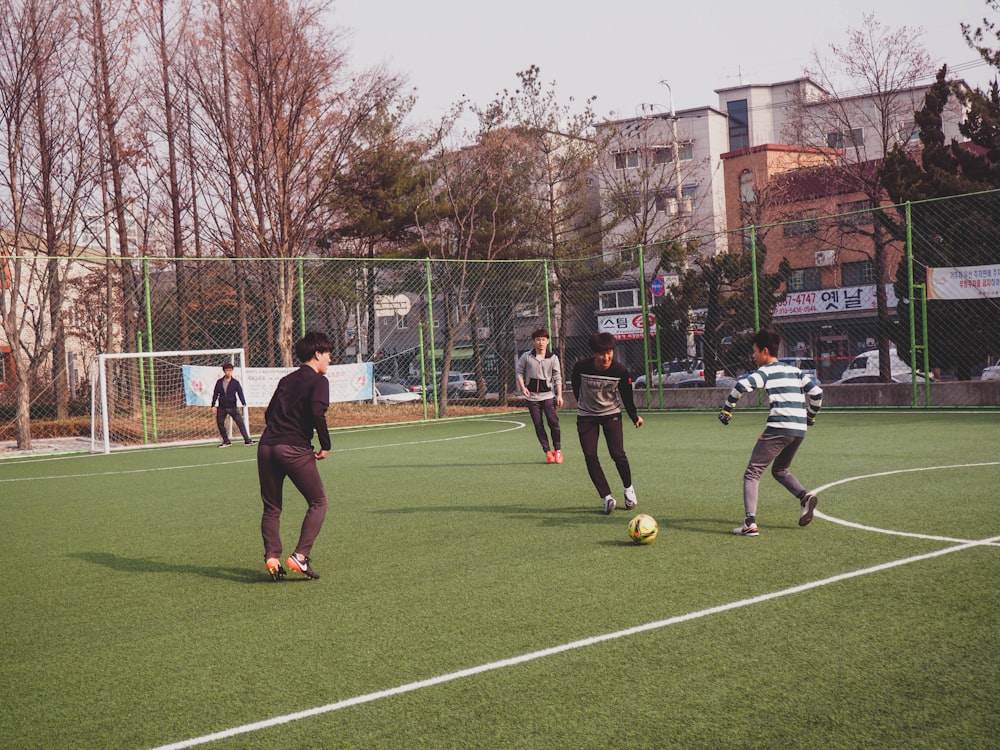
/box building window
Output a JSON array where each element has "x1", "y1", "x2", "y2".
[
  {"x1": 783, "y1": 209, "x2": 819, "y2": 236},
  {"x1": 599, "y1": 289, "x2": 639, "y2": 311},
  {"x1": 653, "y1": 147, "x2": 670, "y2": 165},
  {"x1": 842, "y1": 260, "x2": 875, "y2": 286},
  {"x1": 682, "y1": 184, "x2": 697, "y2": 212},
  {"x1": 727, "y1": 99, "x2": 749, "y2": 151},
  {"x1": 396, "y1": 314, "x2": 408, "y2": 330},
  {"x1": 614, "y1": 150, "x2": 639, "y2": 169},
  {"x1": 739, "y1": 170, "x2": 755, "y2": 203},
  {"x1": 678, "y1": 142, "x2": 694, "y2": 160},
  {"x1": 827, "y1": 128, "x2": 864, "y2": 149},
  {"x1": 787, "y1": 267, "x2": 822, "y2": 292},
  {"x1": 837, "y1": 200, "x2": 873, "y2": 227}
]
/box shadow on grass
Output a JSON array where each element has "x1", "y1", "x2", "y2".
[{"x1": 68, "y1": 551, "x2": 305, "y2": 584}]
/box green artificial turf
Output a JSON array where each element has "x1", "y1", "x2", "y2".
[{"x1": 1, "y1": 411, "x2": 998, "y2": 749}]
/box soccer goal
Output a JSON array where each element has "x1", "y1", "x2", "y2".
[{"x1": 91, "y1": 348, "x2": 247, "y2": 454}]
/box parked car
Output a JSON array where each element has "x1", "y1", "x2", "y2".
[
  {"x1": 981, "y1": 357, "x2": 1000, "y2": 381},
  {"x1": 633, "y1": 359, "x2": 704, "y2": 389},
  {"x1": 374, "y1": 382, "x2": 422, "y2": 405},
  {"x1": 833, "y1": 348, "x2": 920, "y2": 384},
  {"x1": 400, "y1": 376, "x2": 425, "y2": 393},
  {"x1": 434, "y1": 371, "x2": 479, "y2": 398}
]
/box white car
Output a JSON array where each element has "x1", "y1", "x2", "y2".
[
  {"x1": 833, "y1": 347, "x2": 919, "y2": 384},
  {"x1": 981, "y1": 358, "x2": 1000, "y2": 381},
  {"x1": 633, "y1": 359, "x2": 704, "y2": 389},
  {"x1": 374, "y1": 382, "x2": 422, "y2": 405}
]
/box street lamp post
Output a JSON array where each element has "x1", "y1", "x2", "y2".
[{"x1": 660, "y1": 80, "x2": 695, "y2": 357}]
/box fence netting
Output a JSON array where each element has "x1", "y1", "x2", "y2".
[{"x1": 1, "y1": 190, "x2": 998, "y2": 447}]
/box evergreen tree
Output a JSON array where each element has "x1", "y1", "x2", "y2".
[{"x1": 881, "y1": 66, "x2": 1000, "y2": 378}]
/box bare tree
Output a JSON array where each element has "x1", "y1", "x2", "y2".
[
  {"x1": 0, "y1": 0, "x2": 94, "y2": 445},
  {"x1": 791, "y1": 13, "x2": 935, "y2": 381},
  {"x1": 186, "y1": 0, "x2": 404, "y2": 365},
  {"x1": 481, "y1": 66, "x2": 607, "y2": 374}
]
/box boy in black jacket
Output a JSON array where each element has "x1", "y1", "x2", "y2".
[
  {"x1": 571, "y1": 332, "x2": 644, "y2": 515},
  {"x1": 211, "y1": 363, "x2": 254, "y2": 447}
]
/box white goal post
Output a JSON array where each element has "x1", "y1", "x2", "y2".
[{"x1": 92, "y1": 348, "x2": 247, "y2": 454}]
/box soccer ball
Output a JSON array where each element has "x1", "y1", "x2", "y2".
[{"x1": 627, "y1": 514, "x2": 659, "y2": 544}]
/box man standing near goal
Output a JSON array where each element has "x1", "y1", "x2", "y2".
[
  {"x1": 258, "y1": 331, "x2": 335, "y2": 581},
  {"x1": 211, "y1": 363, "x2": 254, "y2": 447}
]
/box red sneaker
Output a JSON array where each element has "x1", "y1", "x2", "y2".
[
  {"x1": 545, "y1": 451, "x2": 555, "y2": 464},
  {"x1": 555, "y1": 450, "x2": 563, "y2": 464}
]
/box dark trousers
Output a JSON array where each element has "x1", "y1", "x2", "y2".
[
  {"x1": 526, "y1": 398, "x2": 560, "y2": 452},
  {"x1": 216, "y1": 406, "x2": 251, "y2": 443},
  {"x1": 577, "y1": 413, "x2": 631, "y2": 498},
  {"x1": 258, "y1": 444, "x2": 328, "y2": 561}
]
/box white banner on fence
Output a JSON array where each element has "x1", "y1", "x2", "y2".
[
  {"x1": 773, "y1": 284, "x2": 898, "y2": 318},
  {"x1": 183, "y1": 363, "x2": 374, "y2": 407},
  {"x1": 598, "y1": 313, "x2": 656, "y2": 340},
  {"x1": 926, "y1": 264, "x2": 1000, "y2": 300}
]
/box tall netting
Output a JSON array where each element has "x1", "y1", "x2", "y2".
[
  {"x1": 92, "y1": 349, "x2": 245, "y2": 453},
  {"x1": 2, "y1": 190, "x2": 1000, "y2": 451}
]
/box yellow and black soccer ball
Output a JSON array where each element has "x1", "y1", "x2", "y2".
[{"x1": 627, "y1": 514, "x2": 659, "y2": 544}]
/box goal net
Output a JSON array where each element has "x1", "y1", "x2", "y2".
[{"x1": 92, "y1": 348, "x2": 247, "y2": 454}]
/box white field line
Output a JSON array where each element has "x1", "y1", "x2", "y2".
[
  {"x1": 151, "y1": 531, "x2": 1000, "y2": 750},
  {"x1": 813, "y1": 461, "x2": 1000, "y2": 544},
  {"x1": 0, "y1": 419, "x2": 526, "y2": 484}
]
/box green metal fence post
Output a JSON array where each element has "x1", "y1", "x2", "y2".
[
  {"x1": 297, "y1": 258, "x2": 306, "y2": 338},
  {"x1": 424, "y1": 259, "x2": 439, "y2": 418},
  {"x1": 142, "y1": 259, "x2": 158, "y2": 442},
  {"x1": 749, "y1": 225, "x2": 760, "y2": 331}
]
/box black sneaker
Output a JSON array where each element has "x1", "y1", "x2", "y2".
[
  {"x1": 287, "y1": 554, "x2": 320, "y2": 580},
  {"x1": 244, "y1": 440, "x2": 256, "y2": 445},
  {"x1": 219, "y1": 442, "x2": 232, "y2": 448},
  {"x1": 799, "y1": 493, "x2": 819, "y2": 526}
]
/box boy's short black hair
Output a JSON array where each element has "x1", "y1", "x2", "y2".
[
  {"x1": 530, "y1": 328, "x2": 550, "y2": 339},
  {"x1": 752, "y1": 328, "x2": 781, "y2": 356},
  {"x1": 222, "y1": 362, "x2": 234, "y2": 371},
  {"x1": 295, "y1": 330, "x2": 335, "y2": 363},
  {"x1": 589, "y1": 332, "x2": 616, "y2": 353}
]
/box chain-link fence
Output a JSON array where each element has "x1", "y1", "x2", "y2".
[{"x1": 2, "y1": 190, "x2": 999, "y2": 449}]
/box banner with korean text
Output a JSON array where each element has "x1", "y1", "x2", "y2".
[
  {"x1": 183, "y1": 363, "x2": 374, "y2": 406},
  {"x1": 926, "y1": 264, "x2": 1000, "y2": 300}
]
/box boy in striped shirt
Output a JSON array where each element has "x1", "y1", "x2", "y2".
[{"x1": 718, "y1": 329, "x2": 823, "y2": 536}]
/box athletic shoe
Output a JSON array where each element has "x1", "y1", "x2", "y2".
[
  {"x1": 244, "y1": 439, "x2": 256, "y2": 445},
  {"x1": 266, "y1": 558, "x2": 286, "y2": 581},
  {"x1": 624, "y1": 485, "x2": 638, "y2": 510},
  {"x1": 287, "y1": 554, "x2": 320, "y2": 580},
  {"x1": 219, "y1": 442, "x2": 231, "y2": 448},
  {"x1": 799, "y1": 493, "x2": 819, "y2": 527},
  {"x1": 546, "y1": 451, "x2": 555, "y2": 464},
  {"x1": 603, "y1": 495, "x2": 617, "y2": 515},
  {"x1": 733, "y1": 522, "x2": 759, "y2": 536},
  {"x1": 554, "y1": 450, "x2": 563, "y2": 464}
]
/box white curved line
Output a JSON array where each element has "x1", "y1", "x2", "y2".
[{"x1": 814, "y1": 461, "x2": 1000, "y2": 543}]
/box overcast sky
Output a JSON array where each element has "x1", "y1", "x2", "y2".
[{"x1": 332, "y1": 0, "x2": 997, "y2": 127}]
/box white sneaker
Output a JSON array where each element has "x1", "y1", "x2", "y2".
[
  {"x1": 624, "y1": 485, "x2": 638, "y2": 510},
  {"x1": 733, "y1": 522, "x2": 759, "y2": 537},
  {"x1": 799, "y1": 493, "x2": 818, "y2": 526},
  {"x1": 603, "y1": 495, "x2": 617, "y2": 515}
]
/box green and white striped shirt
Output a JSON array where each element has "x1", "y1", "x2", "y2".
[{"x1": 724, "y1": 362, "x2": 823, "y2": 437}]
